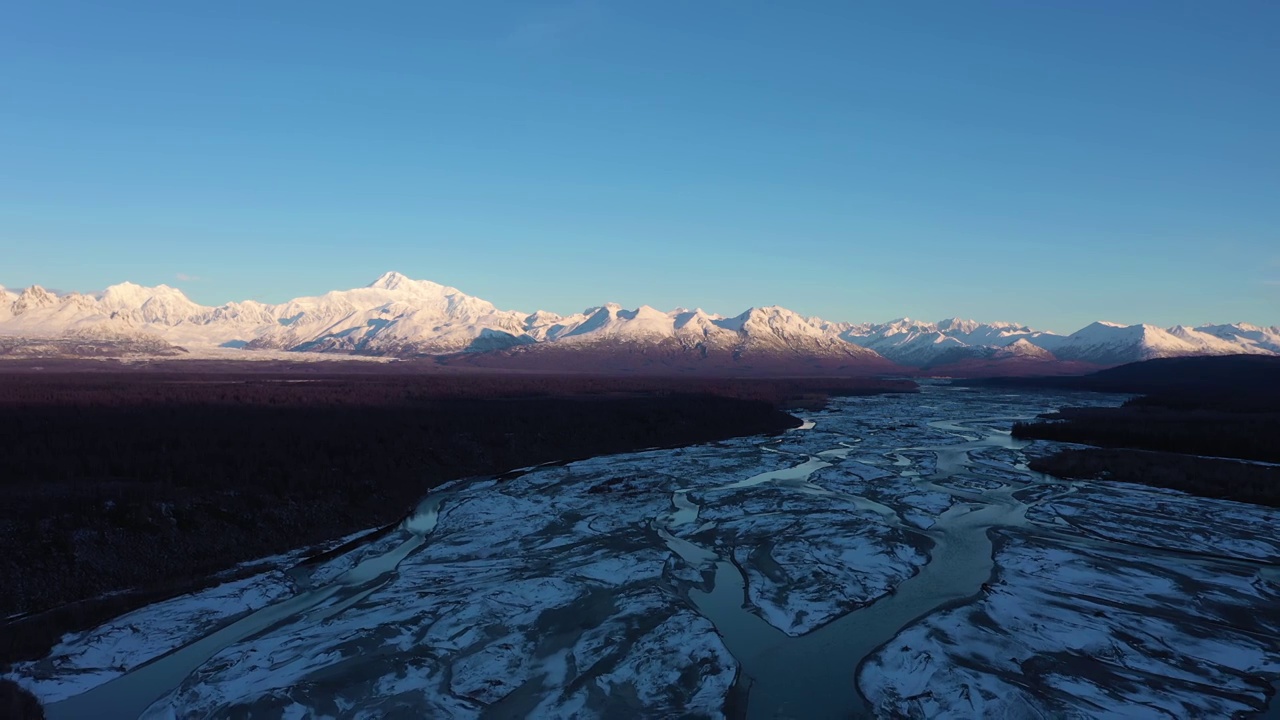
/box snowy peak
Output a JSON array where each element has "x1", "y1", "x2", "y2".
[
  {"x1": 101, "y1": 281, "x2": 181, "y2": 305},
  {"x1": 672, "y1": 308, "x2": 728, "y2": 337},
  {"x1": 366, "y1": 271, "x2": 451, "y2": 296},
  {"x1": 556, "y1": 303, "x2": 729, "y2": 346},
  {"x1": 100, "y1": 282, "x2": 206, "y2": 325},
  {"x1": 0, "y1": 284, "x2": 187, "y2": 358},
  {"x1": 738, "y1": 306, "x2": 821, "y2": 340},
  {"x1": 839, "y1": 317, "x2": 1063, "y2": 366},
  {"x1": 831, "y1": 313, "x2": 1280, "y2": 367},
  {"x1": 368, "y1": 271, "x2": 412, "y2": 290},
  {"x1": 731, "y1": 306, "x2": 882, "y2": 359},
  {"x1": 237, "y1": 272, "x2": 527, "y2": 355},
  {"x1": 793, "y1": 314, "x2": 1272, "y2": 367},
  {"x1": 1168, "y1": 323, "x2": 1280, "y2": 355},
  {"x1": 995, "y1": 338, "x2": 1055, "y2": 359},
  {"x1": 0, "y1": 287, "x2": 14, "y2": 321},
  {"x1": 12, "y1": 286, "x2": 59, "y2": 315},
  {"x1": 936, "y1": 317, "x2": 980, "y2": 334},
  {"x1": 1050, "y1": 322, "x2": 1213, "y2": 364}
]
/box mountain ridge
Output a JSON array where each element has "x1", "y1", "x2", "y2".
[{"x1": 2, "y1": 273, "x2": 1277, "y2": 369}]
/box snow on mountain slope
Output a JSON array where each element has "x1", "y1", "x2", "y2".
[
  {"x1": 735, "y1": 306, "x2": 882, "y2": 358},
  {"x1": 786, "y1": 313, "x2": 1277, "y2": 368},
  {"x1": 99, "y1": 282, "x2": 205, "y2": 325},
  {"x1": 839, "y1": 317, "x2": 1066, "y2": 366},
  {"x1": 10, "y1": 286, "x2": 61, "y2": 317},
  {"x1": 1170, "y1": 323, "x2": 1280, "y2": 355},
  {"x1": 0, "y1": 286, "x2": 17, "y2": 321},
  {"x1": 481, "y1": 303, "x2": 891, "y2": 374},
  {"x1": 1, "y1": 273, "x2": 1275, "y2": 367},
  {"x1": 940, "y1": 318, "x2": 1067, "y2": 350},
  {"x1": 0, "y1": 286, "x2": 185, "y2": 356},
  {"x1": 995, "y1": 338, "x2": 1055, "y2": 359},
  {"x1": 1048, "y1": 321, "x2": 1203, "y2": 364},
  {"x1": 557, "y1": 304, "x2": 690, "y2": 343},
  {"x1": 521, "y1": 310, "x2": 575, "y2": 341},
  {"x1": 0, "y1": 273, "x2": 548, "y2": 357},
  {"x1": 238, "y1": 272, "x2": 535, "y2": 354},
  {"x1": 508, "y1": 302, "x2": 886, "y2": 362},
  {"x1": 2, "y1": 288, "x2": 125, "y2": 335}
]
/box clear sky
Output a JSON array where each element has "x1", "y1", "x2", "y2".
[{"x1": 2, "y1": 1, "x2": 1277, "y2": 333}]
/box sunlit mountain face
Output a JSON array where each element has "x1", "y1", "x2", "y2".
[{"x1": 2, "y1": 273, "x2": 1278, "y2": 370}]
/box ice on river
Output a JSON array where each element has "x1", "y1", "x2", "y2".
[
  {"x1": 8, "y1": 384, "x2": 1280, "y2": 719},
  {"x1": 9, "y1": 571, "x2": 296, "y2": 705},
  {"x1": 860, "y1": 531, "x2": 1280, "y2": 719},
  {"x1": 1028, "y1": 480, "x2": 1280, "y2": 562}
]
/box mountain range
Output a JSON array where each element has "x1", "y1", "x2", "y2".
[{"x1": 2, "y1": 272, "x2": 1277, "y2": 374}]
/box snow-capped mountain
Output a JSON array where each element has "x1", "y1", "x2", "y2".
[
  {"x1": 837, "y1": 316, "x2": 1280, "y2": 367},
  {"x1": 838, "y1": 317, "x2": 1066, "y2": 366},
  {"x1": 2, "y1": 273, "x2": 883, "y2": 367},
  {"x1": 0, "y1": 272, "x2": 1275, "y2": 369},
  {"x1": 1047, "y1": 322, "x2": 1188, "y2": 364},
  {"x1": 1169, "y1": 323, "x2": 1280, "y2": 355},
  {"x1": 4, "y1": 286, "x2": 130, "y2": 335},
  {"x1": 243, "y1": 272, "x2": 536, "y2": 355},
  {"x1": 1046, "y1": 321, "x2": 1278, "y2": 365},
  {"x1": 993, "y1": 338, "x2": 1056, "y2": 360},
  {"x1": 0, "y1": 285, "x2": 186, "y2": 357},
  {"x1": 445, "y1": 301, "x2": 891, "y2": 375},
  {"x1": 540, "y1": 303, "x2": 881, "y2": 358},
  {"x1": 98, "y1": 282, "x2": 207, "y2": 325},
  {"x1": 0, "y1": 285, "x2": 20, "y2": 320}
]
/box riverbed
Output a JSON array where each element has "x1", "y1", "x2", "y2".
[{"x1": 11, "y1": 384, "x2": 1280, "y2": 718}]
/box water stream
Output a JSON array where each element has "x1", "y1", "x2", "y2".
[
  {"x1": 656, "y1": 417, "x2": 1037, "y2": 718},
  {"x1": 656, "y1": 406, "x2": 1278, "y2": 718}
]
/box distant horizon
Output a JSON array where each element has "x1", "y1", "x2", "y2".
[
  {"x1": 4, "y1": 2, "x2": 1278, "y2": 333},
  {"x1": 3, "y1": 270, "x2": 1276, "y2": 336}
]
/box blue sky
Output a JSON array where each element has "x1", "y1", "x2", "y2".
[{"x1": 2, "y1": 1, "x2": 1277, "y2": 333}]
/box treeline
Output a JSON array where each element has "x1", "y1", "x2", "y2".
[
  {"x1": 1002, "y1": 355, "x2": 1280, "y2": 506},
  {"x1": 967, "y1": 354, "x2": 1280, "y2": 404},
  {"x1": 1028, "y1": 448, "x2": 1280, "y2": 508},
  {"x1": 0, "y1": 370, "x2": 915, "y2": 409},
  {"x1": 0, "y1": 370, "x2": 918, "y2": 666},
  {"x1": 1011, "y1": 406, "x2": 1280, "y2": 463}
]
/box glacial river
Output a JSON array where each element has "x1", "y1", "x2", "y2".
[{"x1": 26, "y1": 384, "x2": 1280, "y2": 719}]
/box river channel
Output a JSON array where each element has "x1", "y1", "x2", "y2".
[{"x1": 21, "y1": 384, "x2": 1280, "y2": 719}]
